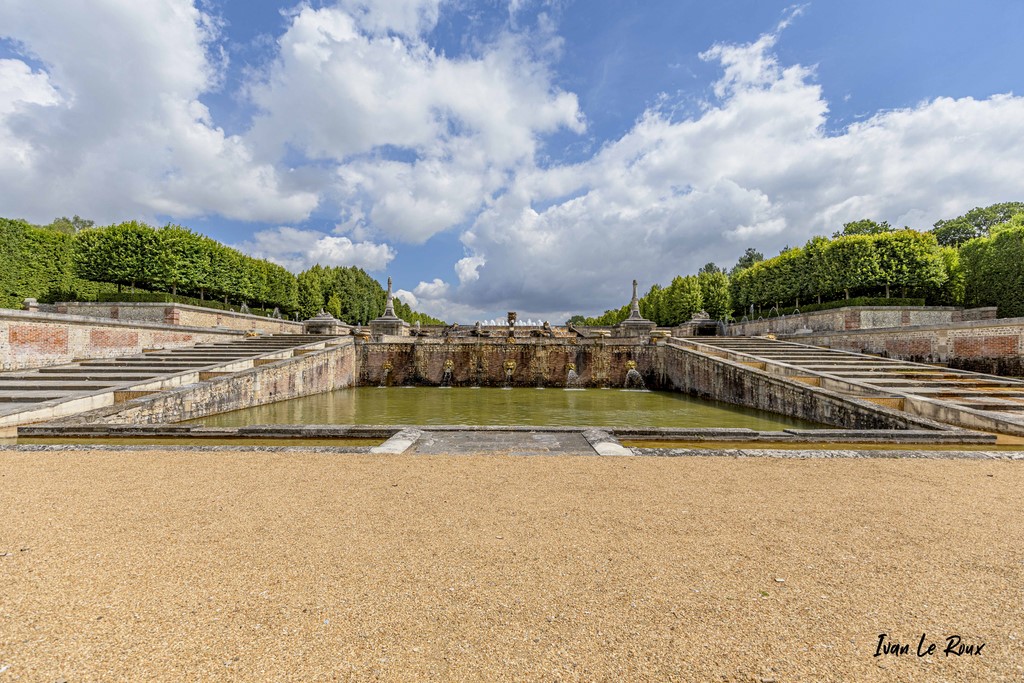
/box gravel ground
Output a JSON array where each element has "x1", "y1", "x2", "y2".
[{"x1": 1, "y1": 450, "x2": 1022, "y2": 682}]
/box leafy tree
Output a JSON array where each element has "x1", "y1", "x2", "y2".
[
  {"x1": 566, "y1": 314, "x2": 586, "y2": 326},
  {"x1": 822, "y1": 234, "x2": 881, "y2": 300},
  {"x1": 698, "y1": 270, "x2": 731, "y2": 319},
  {"x1": 873, "y1": 230, "x2": 945, "y2": 298},
  {"x1": 833, "y1": 219, "x2": 893, "y2": 238},
  {"x1": 639, "y1": 284, "x2": 664, "y2": 324},
  {"x1": 931, "y1": 202, "x2": 1024, "y2": 247},
  {"x1": 731, "y1": 247, "x2": 764, "y2": 275},
  {"x1": 46, "y1": 215, "x2": 95, "y2": 235},
  {"x1": 698, "y1": 262, "x2": 722, "y2": 275},
  {"x1": 662, "y1": 275, "x2": 703, "y2": 325}
]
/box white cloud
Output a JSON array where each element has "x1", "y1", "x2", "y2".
[
  {"x1": 0, "y1": 0, "x2": 316, "y2": 225},
  {"x1": 337, "y1": 0, "x2": 444, "y2": 37},
  {"x1": 237, "y1": 226, "x2": 396, "y2": 272},
  {"x1": 441, "y1": 25, "x2": 1024, "y2": 319},
  {"x1": 393, "y1": 288, "x2": 418, "y2": 307},
  {"x1": 246, "y1": 4, "x2": 584, "y2": 243}
]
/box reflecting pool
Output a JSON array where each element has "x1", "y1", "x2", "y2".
[{"x1": 188, "y1": 387, "x2": 822, "y2": 430}]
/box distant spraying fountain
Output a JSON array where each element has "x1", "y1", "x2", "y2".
[
  {"x1": 623, "y1": 360, "x2": 647, "y2": 390},
  {"x1": 566, "y1": 362, "x2": 582, "y2": 390}
]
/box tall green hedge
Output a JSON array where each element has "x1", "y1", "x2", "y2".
[
  {"x1": 961, "y1": 216, "x2": 1024, "y2": 317},
  {"x1": 0, "y1": 218, "x2": 120, "y2": 308}
]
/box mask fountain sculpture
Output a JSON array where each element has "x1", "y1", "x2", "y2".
[
  {"x1": 503, "y1": 359, "x2": 516, "y2": 388},
  {"x1": 624, "y1": 360, "x2": 647, "y2": 390},
  {"x1": 440, "y1": 359, "x2": 454, "y2": 387},
  {"x1": 379, "y1": 360, "x2": 393, "y2": 387}
]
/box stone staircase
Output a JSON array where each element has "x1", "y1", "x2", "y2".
[
  {"x1": 682, "y1": 337, "x2": 1024, "y2": 435},
  {"x1": 0, "y1": 334, "x2": 340, "y2": 429}
]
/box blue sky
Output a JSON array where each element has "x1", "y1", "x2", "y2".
[{"x1": 2, "y1": 1, "x2": 1023, "y2": 323}]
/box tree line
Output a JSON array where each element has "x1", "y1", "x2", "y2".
[
  {"x1": 0, "y1": 217, "x2": 444, "y2": 324},
  {"x1": 571, "y1": 202, "x2": 1024, "y2": 325}
]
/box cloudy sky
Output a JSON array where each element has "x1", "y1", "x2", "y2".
[{"x1": 2, "y1": 1, "x2": 1023, "y2": 322}]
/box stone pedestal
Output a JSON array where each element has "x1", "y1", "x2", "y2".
[
  {"x1": 369, "y1": 317, "x2": 410, "y2": 338},
  {"x1": 618, "y1": 318, "x2": 657, "y2": 337},
  {"x1": 369, "y1": 275, "x2": 410, "y2": 338},
  {"x1": 615, "y1": 279, "x2": 656, "y2": 338},
  {"x1": 303, "y1": 310, "x2": 350, "y2": 335}
]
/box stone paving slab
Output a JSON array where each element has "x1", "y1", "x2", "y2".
[{"x1": 411, "y1": 429, "x2": 597, "y2": 455}]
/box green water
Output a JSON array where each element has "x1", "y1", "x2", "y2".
[{"x1": 188, "y1": 387, "x2": 821, "y2": 430}]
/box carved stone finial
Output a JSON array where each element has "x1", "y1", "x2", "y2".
[
  {"x1": 382, "y1": 275, "x2": 397, "y2": 318},
  {"x1": 627, "y1": 279, "x2": 642, "y2": 319}
]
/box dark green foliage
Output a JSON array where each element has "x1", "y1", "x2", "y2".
[
  {"x1": 960, "y1": 214, "x2": 1024, "y2": 317},
  {"x1": 931, "y1": 202, "x2": 1024, "y2": 246},
  {"x1": 731, "y1": 247, "x2": 764, "y2": 274},
  {"x1": 756, "y1": 297, "x2": 925, "y2": 317},
  {"x1": 295, "y1": 265, "x2": 445, "y2": 325},
  {"x1": 2, "y1": 215, "x2": 437, "y2": 321},
  {"x1": 0, "y1": 218, "x2": 115, "y2": 308}
]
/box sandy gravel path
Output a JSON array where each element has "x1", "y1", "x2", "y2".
[{"x1": 1, "y1": 450, "x2": 1022, "y2": 682}]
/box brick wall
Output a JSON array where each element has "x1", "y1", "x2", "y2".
[
  {"x1": 0, "y1": 310, "x2": 243, "y2": 371},
  {"x1": 57, "y1": 302, "x2": 304, "y2": 335}
]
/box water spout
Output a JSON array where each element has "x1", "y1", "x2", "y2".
[
  {"x1": 440, "y1": 359, "x2": 454, "y2": 387},
  {"x1": 379, "y1": 360, "x2": 393, "y2": 388},
  {"x1": 623, "y1": 361, "x2": 647, "y2": 390},
  {"x1": 503, "y1": 359, "x2": 516, "y2": 389},
  {"x1": 566, "y1": 362, "x2": 582, "y2": 390}
]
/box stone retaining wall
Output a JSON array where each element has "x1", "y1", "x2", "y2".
[
  {"x1": 658, "y1": 343, "x2": 947, "y2": 431},
  {"x1": 85, "y1": 340, "x2": 357, "y2": 424},
  {"x1": 728, "y1": 305, "x2": 994, "y2": 337},
  {"x1": 786, "y1": 317, "x2": 1024, "y2": 376},
  {"x1": 56, "y1": 302, "x2": 304, "y2": 335},
  {"x1": 359, "y1": 338, "x2": 662, "y2": 388},
  {"x1": 0, "y1": 310, "x2": 242, "y2": 371}
]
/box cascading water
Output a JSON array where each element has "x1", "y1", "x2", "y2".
[
  {"x1": 623, "y1": 361, "x2": 647, "y2": 390},
  {"x1": 566, "y1": 362, "x2": 582, "y2": 390},
  {"x1": 379, "y1": 361, "x2": 393, "y2": 388},
  {"x1": 440, "y1": 359, "x2": 454, "y2": 387}
]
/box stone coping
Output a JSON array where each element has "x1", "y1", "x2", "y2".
[
  {"x1": 17, "y1": 423, "x2": 992, "y2": 445},
  {"x1": 56, "y1": 300, "x2": 303, "y2": 326},
  {"x1": 0, "y1": 307, "x2": 245, "y2": 335},
  {"x1": 1, "y1": 443, "x2": 1019, "y2": 460},
  {"x1": 778, "y1": 314, "x2": 1024, "y2": 337}
]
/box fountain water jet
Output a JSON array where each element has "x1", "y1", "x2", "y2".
[
  {"x1": 623, "y1": 360, "x2": 647, "y2": 391},
  {"x1": 566, "y1": 363, "x2": 582, "y2": 390}
]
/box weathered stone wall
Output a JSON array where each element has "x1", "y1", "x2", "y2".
[
  {"x1": 56, "y1": 302, "x2": 304, "y2": 334},
  {"x1": 358, "y1": 338, "x2": 944, "y2": 430},
  {"x1": 728, "y1": 306, "x2": 994, "y2": 337},
  {"x1": 657, "y1": 343, "x2": 945, "y2": 430},
  {"x1": 359, "y1": 338, "x2": 664, "y2": 388},
  {"x1": 88, "y1": 340, "x2": 357, "y2": 424},
  {"x1": 787, "y1": 317, "x2": 1024, "y2": 377},
  {"x1": 0, "y1": 310, "x2": 242, "y2": 371}
]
